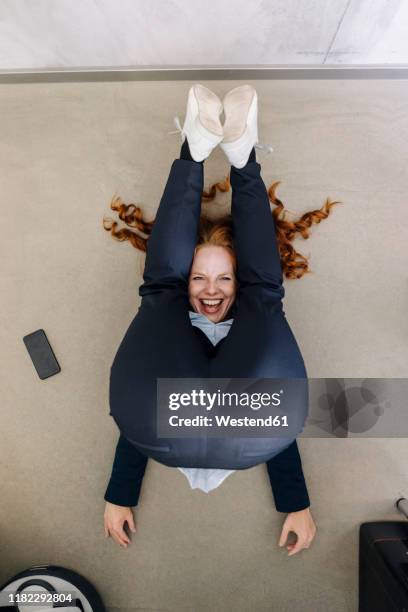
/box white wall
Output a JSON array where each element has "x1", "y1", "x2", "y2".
[{"x1": 1, "y1": 0, "x2": 408, "y2": 71}]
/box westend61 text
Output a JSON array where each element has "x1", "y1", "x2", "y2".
[{"x1": 168, "y1": 415, "x2": 289, "y2": 427}]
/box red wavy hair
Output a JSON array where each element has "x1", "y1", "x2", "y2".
[{"x1": 103, "y1": 175, "x2": 342, "y2": 280}]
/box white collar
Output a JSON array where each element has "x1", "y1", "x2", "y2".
[{"x1": 188, "y1": 310, "x2": 234, "y2": 326}]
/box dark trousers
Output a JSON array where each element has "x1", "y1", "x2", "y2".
[{"x1": 109, "y1": 158, "x2": 308, "y2": 469}]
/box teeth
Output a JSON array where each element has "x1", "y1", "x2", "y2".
[{"x1": 201, "y1": 299, "x2": 223, "y2": 306}]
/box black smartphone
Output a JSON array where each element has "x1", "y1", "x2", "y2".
[{"x1": 23, "y1": 329, "x2": 61, "y2": 380}]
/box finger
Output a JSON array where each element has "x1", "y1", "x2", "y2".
[
  {"x1": 127, "y1": 514, "x2": 137, "y2": 533},
  {"x1": 109, "y1": 525, "x2": 129, "y2": 546},
  {"x1": 288, "y1": 540, "x2": 307, "y2": 556},
  {"x1": 118, "y1": 527, "x2": 131, "y2": 544},
  {"x1": 279, "y1": 525, "x2": 290, "y2": 547},
  {"x1": 112, "y1": 531, "x2": 129, "y2": 548},
  {"x1": 114, "y1": 527, "x2": 130, "y2": 545}
]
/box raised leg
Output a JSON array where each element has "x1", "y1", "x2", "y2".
[
  {"x1": 230, "y1": 159, "x2": 285, "y2": 308},
  {"x1": 110, "y1": 156, "x2": 211, "y2": 448},
  {"x1": 208, "y1": 159, "x2": 308, "y2": 469},
  {"x1": 139, "y1": 157, "x2": 203, "y2": 298},
  {"x1": 211, "y1": 159, "x2": 306, "y2": 379}
]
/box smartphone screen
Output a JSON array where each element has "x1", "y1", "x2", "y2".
[{"x1": 23, "y1": 329, "x2": 61, "y2": 380}]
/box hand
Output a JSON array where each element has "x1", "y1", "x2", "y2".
[
  {"x1": 104, "y1": 502, "x2": 137, "y2": 548},
  {"x1": 278, "y1": 507, "x2": 316, "y2": 556}
]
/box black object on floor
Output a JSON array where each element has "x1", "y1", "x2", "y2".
[
  {"x1": 0, "y1": 564, "x2": 106, "y2": 611},
  {"x1": 359, "y1": 521, "x2": 408, "y2": 611},
  {"x1": 23, "y1": 329, "x2": 61, "y2": 380}
]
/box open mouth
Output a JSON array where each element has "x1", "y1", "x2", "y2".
[{"x1": 199, "y1": 298, "x2": 223, "y2": 315}]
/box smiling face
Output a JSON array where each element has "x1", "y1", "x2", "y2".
[{"x1": 188, "y1": 245, "x2": 237, "y2": 323}]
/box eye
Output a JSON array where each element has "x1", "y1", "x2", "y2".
[
  {"x1": 192, "y1": 276, "x2": 203, "y2": 280},
  {"x1": 221, "y1": 276, "x2": 232, "y2": 281}
]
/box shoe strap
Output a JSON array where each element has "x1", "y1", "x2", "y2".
[
  {"x1": 167, "y1": 115, "x2": 186, "y2": 142},
  {"x1": 255, "y1": 142, "x2": 274, "y2": 154}
]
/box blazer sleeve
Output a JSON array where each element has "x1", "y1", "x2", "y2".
[
  {"x1": 104, "y1": 433, "x2": 148, "y2": 507},
  {"x1": 266, "y1": 440, "x2": 310, "y2": 513}
]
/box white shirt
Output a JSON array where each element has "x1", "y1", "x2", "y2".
[{"x1": 177, "y1": 311, "x2": 236, "y2": 493}]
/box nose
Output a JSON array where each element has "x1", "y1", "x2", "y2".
[{"x1": 205, "y1": 279, "x2": 220, "y2": 295}]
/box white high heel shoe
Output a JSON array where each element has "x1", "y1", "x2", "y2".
[
  {"x1": 220, "y1": 85, "x2": 273, "y2": 169},
  {"x1": 168, "y1": 84, "x2": 224, "y2": 162}
]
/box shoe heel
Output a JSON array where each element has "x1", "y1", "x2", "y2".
[
  {"x1": 222, "y1": 85, "x2": 257, "y2": 143},
  {"x1": 192, "y1": 84, "x2": 223, "y2": 137},
  {"x1": 168, "y1": 84, "x2": 224, "y2": 162}
]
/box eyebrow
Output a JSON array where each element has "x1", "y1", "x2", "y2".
[{"x1": 191, "y1": 271, "x2": 233, "y2": 276}]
